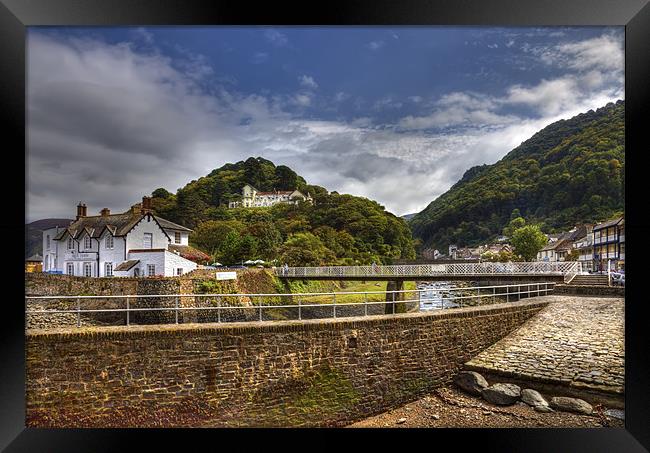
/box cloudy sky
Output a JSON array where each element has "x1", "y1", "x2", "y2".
[{"x1": 26, "y1": 26, "x2": 624, "y2": 222}]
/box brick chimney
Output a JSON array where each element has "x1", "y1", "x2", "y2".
[
  {"x1": 100, "y1": 208, "x2": 111, "y2": 217},
  {"x1": 76, "y1": 202, "x2": 87, "y2": 220},
  {"x1": 141, "y1": 196, "x2": 153, "y2": 214}
]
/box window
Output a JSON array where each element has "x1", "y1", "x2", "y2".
[
  {"x1": 68, "y1": 238, "x2": 75, "y2": 250},
  {"x1": 134, "y1": 268, "x2": 140, "y2": 277},
  {"x1": 84, "y1": 236, "x2": 92, "y2": 249},
  {"x1": 105, "y1": 235, "x2": 114, "y2": 249},
  {"x1": 105, "y1": 262, "x2": 113, "y2": 277},
  {"x1": 176, "y1": 268, "x2": 183, "y2": 276},
  {"x1": 147, "y1": 264, "x2": 155, "y2": 276},
  {"x1": 46, "y1": 235, "x2": 50, "y2": 250},
  {"x1": 83, "y1": 262, "x2": 92, "y2": 277},
  {"x1": 174, "y1": 232, "x2": 181, "y2": 244},
  {"x1": 144, "y1": 233, "x2": 153, "y2": 249},
  {"x1": 67, "y1": 263, "x2": 74, "y2": 275}
]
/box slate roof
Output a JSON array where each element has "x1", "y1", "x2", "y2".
[
  {"x1": 53, "y1": 210, "x2": 191, "y2": 240},
  {"x1": 115, "y1": 260, "x2": 140, "y2": 271},
  {"x1": 593, "y1": 216, "x2": 624, "y2": 231}
]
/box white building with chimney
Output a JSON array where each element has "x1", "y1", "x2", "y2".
[
  {"x1": 42, "y1": 197, "x2": 208, "y2": 277},
  {"x1": 228, "y1": 184, "x2": 312, "y2": 208}
]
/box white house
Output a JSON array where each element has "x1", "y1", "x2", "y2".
[
  {"x1": 42, "y1": 197, "x2": 207, "y2": 277},
  {"x1": 228, "y1": 184, "x2": 313, "y2": 208}
]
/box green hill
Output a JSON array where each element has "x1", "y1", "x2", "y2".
[
  {"x1": 410, "y1": 100, "x2": 625, "y2": 251},
  {"x1": 148, "y1": 157, "x2": 415, "y2": 265}
]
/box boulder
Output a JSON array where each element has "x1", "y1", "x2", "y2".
[
  {"x1": 521, "y1": 389, "x2": 549, "y2": 408},
  {"x1": 534, "y1": 405, "x2": 555, "y2": 413},
  {"x1": 454, "y1": 371, "x2": 489, "y2": 396},
  {"x1": 481, "y1": 383, "x2": 521, "y2": 405},
  {"x1": 549, "y1": 397, "x2": 593, "y2": 415}
]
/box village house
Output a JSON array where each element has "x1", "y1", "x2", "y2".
[
  {"x1": 537, "y1": 224, "x2": 592, "y2": 263},
  {"x1": 42, "y1": 197, "x2": 209, "y2": 277},
  {"x1": 572, "y1": 233, "x2": 594, "y2": 272},
  {"x1": 228, "y1": 184, "x2": 313, "y2": 208},
  {"x1": 593, "y1": 216, "x2": 624, "y2": 271}
]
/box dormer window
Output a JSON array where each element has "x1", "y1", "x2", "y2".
[
  {"x1": 174, "y1": 232, "x2": 181, "y2": 244},
  {"x1": 84, "y1": 236, "x2": 92, "y2": 249},
  {"x1": 68, "y1": 238, "x2": 74, "y2": 250},
  {"x1": 105, "y1": 235, "x2": 114, "y2": 249}
]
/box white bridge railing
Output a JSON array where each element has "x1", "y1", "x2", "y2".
[
  {"x1": 26, "y1": 282, "x2": 555, "y2": 328},
  {"x1": 276, "y1": 261, "x2": 582, "y2": 283}
]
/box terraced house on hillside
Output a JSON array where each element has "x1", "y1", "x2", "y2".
[{"x1": 41, "y1": 197, "x2": 209, "y2": 277}]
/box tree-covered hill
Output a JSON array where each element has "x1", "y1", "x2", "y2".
[
  {"x1": 149, "y1": 157, "x2": 415, "y2": 265},
  {"x1": 410, "y1": 100, "x2": 625, "y2": 251}
]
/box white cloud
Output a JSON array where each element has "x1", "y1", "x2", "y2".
[
  {"x1": 298, "y1": 74, "x2": 318, "y2": 89},
  {"x1": 368, "y1": 41, "x2": 384, "y2": 51},
  {"x1": 264, "y1": 29, "x2": 288, "y2": 47},
  {"x1": 250, "y1": 52, "x2": 269, "y2": 64}
]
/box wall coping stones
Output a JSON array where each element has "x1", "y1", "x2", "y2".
[{"x1": 27, "y1": 299, "x2": 549, "y2": 341}]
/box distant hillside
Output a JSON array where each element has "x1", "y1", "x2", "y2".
[
  {"x1": 148, "y1": 157, "x2": 415, "y2": 265},
  {"x1": 25, "y1": 218, "x2": 72, "y2": 258},
  {"x1": 401, "y1": 213, "x2": 417, "y2": 221},
  {"x1": 410, "y1": 100, "x2": 624, "y2": 251}
]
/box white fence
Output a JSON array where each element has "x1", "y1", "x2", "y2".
[{"x1": 275, "y1": 262, "x2": 582, "y2": 283}]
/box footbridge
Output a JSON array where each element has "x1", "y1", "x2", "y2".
[{"x1": 275, "y1": 261, "x2": 582, "y2": 284}]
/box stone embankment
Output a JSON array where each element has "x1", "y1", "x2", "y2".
[
  {"x1": 465, "y1": 295, "x2": 624, "y2": 406},
  {"x1": 26, "y1": 300, "x2": 547, "y2": 427}
]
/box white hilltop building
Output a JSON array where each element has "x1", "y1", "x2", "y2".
[
  {"x1": 42, "y1": 197, "x2": 209, "y2": 278},
  {"x1": 228, "y1": 184, "x2": 313, "y2": 208}
]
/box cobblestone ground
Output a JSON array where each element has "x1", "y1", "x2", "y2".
[{"x1": 466, "y1": 295, "x2": 624, "y2": 394}]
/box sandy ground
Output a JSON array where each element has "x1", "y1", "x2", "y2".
[{"x1": 347, "y1": 386, "x2": 624, "y2": 428}]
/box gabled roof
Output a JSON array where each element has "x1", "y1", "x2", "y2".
[
  {"x1": 156, "y1": 217, "x2": 192, "y2": 232},
  {"x1": 594, "y1": 216, "x2": 624, "y2": 231},
  {"x1": 53, "y1": 210, "x2": 190, "y2": 241}
]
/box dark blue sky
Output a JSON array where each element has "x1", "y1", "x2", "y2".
[{"x1": 27, "y1": 26, "x2": 624, "y2": 220}]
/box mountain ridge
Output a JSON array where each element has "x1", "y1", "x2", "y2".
[{"x1": 410, "y1": 100, "x2": 625, "y2": 251}]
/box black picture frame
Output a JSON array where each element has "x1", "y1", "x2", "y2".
[{"x1": 2, "y1": 0, "x2": 648, "y2": 450}]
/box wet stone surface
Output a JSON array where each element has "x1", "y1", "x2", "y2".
[{"x1": 466, "y1": 295, "x2": 624, "y2": 394}]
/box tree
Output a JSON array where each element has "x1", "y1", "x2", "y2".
[
  {"x1": 511, "y1": 225, "x2": 548, "y2": 261},
  {"x1": 278, "y1": 233, "x2": 336, "y2": 266},
  {"x1": 502, "y1": 216, "x2": 526, "y2": 237}
]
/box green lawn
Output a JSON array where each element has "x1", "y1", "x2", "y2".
[{"x1": 294, "y1": 280, "x2": 418, "y2": 305}]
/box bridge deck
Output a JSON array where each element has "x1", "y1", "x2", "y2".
[{"x1": 275, "y1": 262, "x2": 582, "y2": 283}]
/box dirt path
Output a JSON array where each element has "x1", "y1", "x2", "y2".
[{"x1": 347, "y1": 386, "x2": 623, "y2": 428}]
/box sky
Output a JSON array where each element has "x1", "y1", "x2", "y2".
[{"x1": 26, "y1": 26, "x2": 624, "y2": 222}]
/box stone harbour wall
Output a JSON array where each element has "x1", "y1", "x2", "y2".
[
  {"x1": 553, "y1": 284, "x2": 625, "y2": 297},
  {"x1": 26, "y1": 299, "x2": 548, "y2": 428}
]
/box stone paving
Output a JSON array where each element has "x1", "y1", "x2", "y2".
[{"x1": 465, "y1": 295, "x2": 624, "y2": 395}]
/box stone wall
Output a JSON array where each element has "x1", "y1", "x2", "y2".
[
  {"x1": 26, "y1": 299, "x2": 548, "y2": 428},
  {"x1": 553, "y1": 284, "x2": 625, "y2": 297}
]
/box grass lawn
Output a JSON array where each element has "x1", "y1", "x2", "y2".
[{"x1": 295, "y1": 280, "x2": 418, "y2": 305}]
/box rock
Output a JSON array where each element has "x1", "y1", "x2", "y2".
[
  {"x1": 521, "y1": 389, "x2": 549, "y2": 408},
  {"x1": 604, "y1": 408, "x2": 625, "y2": 420},
  {"x1": 534, "y1": 405, "x2": 555, "y2": 413},
  {"x1": 454, "y1": 371, "x2": 489, "y2": 396},
  {"x1": 396, "y1": 418, "x2": 407, "y2": 424},
  {"x1": 549, "y1": 397, "x2": 593, "y2": 415},
  {"x1": 481, "y1": 383, "x2": 521, "y2": 405}
]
